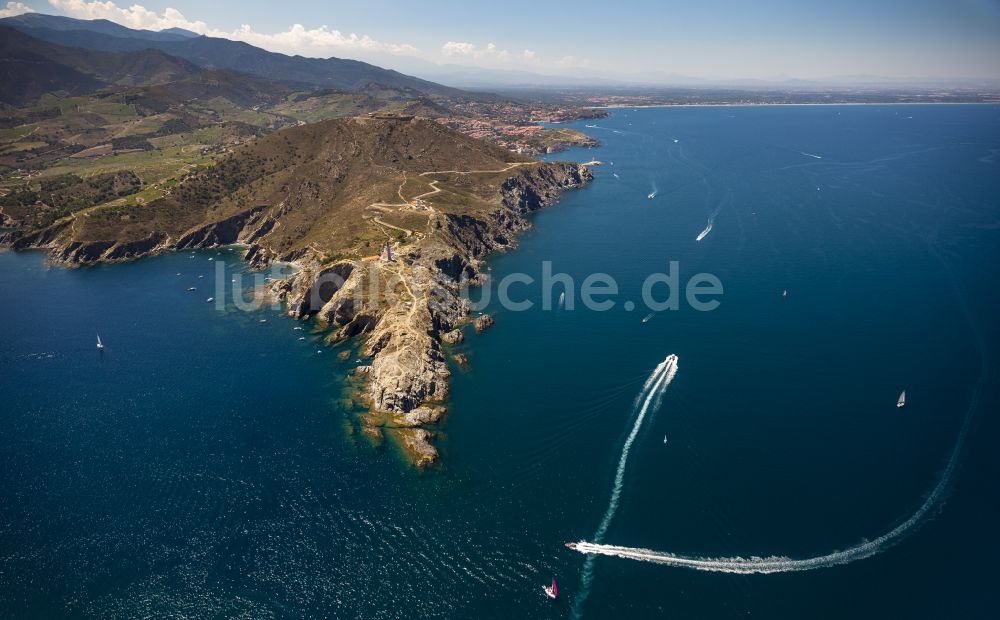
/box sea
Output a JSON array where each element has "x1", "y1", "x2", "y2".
[{"x1": 1, "y1": 104, "x2": 998, "y2": 618}]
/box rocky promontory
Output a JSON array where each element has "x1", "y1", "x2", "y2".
[{"x1": 1, "y1": 116, "x2": 591, "y2": 465}]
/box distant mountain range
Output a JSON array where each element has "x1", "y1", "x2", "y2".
[
  {"x1": 0, "y1": 24, "x2": 203, "y2": 105},
  {"x1": 1, "y1": 12, "x2": 477, "y2": 98}
]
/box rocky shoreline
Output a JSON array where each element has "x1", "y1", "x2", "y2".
[
  {"x1": 1, "y1": 160, "x2": 591, "y2": 466},
  {"x1": 270, "y1": 163, "x2": 590, "y2": 464}
]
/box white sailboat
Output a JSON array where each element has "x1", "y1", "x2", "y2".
[
  {"x1": 96, "y1": 334, "x2": 104, "y2": 350},
  {"x1": 897, "y1": 390, "x2": 906, "y2": 408}
]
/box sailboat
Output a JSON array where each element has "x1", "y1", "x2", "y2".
[
  {"x1": 897, "y1": 390, "x2": 906, "y2": 408},
  {"x1": 663, "y1": 435, "x2": 668, "y2": 445},
  {"x1": 558, "y1": 291, "x2": 565, "y2": 309},
  {"x1": 543, "y1": 578, "x2": 558, "y2": 600},
  {"x1": 96, "y1": 334, "x2": 104, "y2": 350}
]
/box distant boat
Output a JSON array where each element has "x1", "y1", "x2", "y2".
[
  {"x1": 642, "y1": 313, "x2": 654, "y2": 323},
  {"x1": 663, "y1": 435, "x2": 668, "y2": 444},
  {"x1": 673, "y1": 138, "x2": 679, "y2": 143},
  {"x1": 647, "y1": 191, "x2": 657, "y2": 200},
  {"x1": 696, "y1": 220, "x2": 714, "y2": 241},
  {"x1": 259, "y1": 319, "x2": 267, "y2": 323},
  {"x1": 543, "y1": 578, "x2": 558, "y2": 600},
  {"x1": 782, "y1": 289, "x2": 788, "y2": 298},
  {"x1": 187, "y1": 287, "x2": 196, "y2": 291},
  {"x1": 897, "y1": 390, "x2": 906, "y2": 408},
  {"x1": 206, "y1": 297, "x2": 214, "y2": 303},
  {"x1": 558, "y1": 291, "x2": 566, "y2": 308},
  {"x1": 96, "y1": 334, "x2": 104, "y2": 350}
]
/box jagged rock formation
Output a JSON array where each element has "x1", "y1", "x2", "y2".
[
  {"x1": 473, "y1": 314, "x2": 495, "y2": 333},
  {"x1": 2, "y1": 116, "x2": 591, "y2": 465}
]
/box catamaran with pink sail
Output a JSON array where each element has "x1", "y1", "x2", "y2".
[{"x1": 543, "y1": 578, "x2": 558, "y2": 599}]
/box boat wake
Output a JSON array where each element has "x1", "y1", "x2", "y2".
[
  {"x1": 568, "y1": 246, "x2": 988, "y2": 578},
  {"x1": 695, "y1": 218, "x2": 714, "y2": 241},
  {"x1": 800, "y1": 152, "x2": 823, "y2": 159},
  {"x1": 571, "y1": 355, "x2": 678, "y2": 618}
]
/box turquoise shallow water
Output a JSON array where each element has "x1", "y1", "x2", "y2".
[{"x1": 2, "y1": 104, "x2": 999, "y2": 618}]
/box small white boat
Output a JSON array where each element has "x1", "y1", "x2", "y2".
[
  {"x1": 897, "y1": 391, "x2": 906, "y2": 408},
  {"x1": 208, "y1": 257, "x2": 214, "y2": 261},
  {"x1": 647, "y1": 191, "x2": 656, "y2": 200},
  {"x1": 558, "y1": 291, "x2": 566, "y2": 309},
  {"x1": 673, "y1": 138, "x2": 679, "y2": 143},
  {"x1": 96, "y1": 334, "x2": 104, "y2": 350},
  {"x1": 298, "y1": 336, "x2": 306, "y2": 340},
  {"x1": 187, "y1": 287, "x2": 196, "y2": 291},
  {"x1": 782, "y1": 289, "x2": 787, "y2": 298},
  {"x1": 206, "y1": 298, "x2": 214, "y2": 303},
  {"x1": 663, "y1": 435, "x2": 667, "y2": 444},
  {"x1": 198, "y1": 275, "x2": 204, "y2": 279},
  {"x1": 543, "y1": 578, "x2": 558, "y2": 600},
  {"x1": 259, "y1": 319, "x2": 267, "y2": 323},
  {"x1": 642, "y1": 313, "x2": 654, "y2": 323}
]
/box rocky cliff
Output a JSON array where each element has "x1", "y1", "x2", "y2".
[{"x1": 270, "y1": 162, "x2": 590, "y2": 464}]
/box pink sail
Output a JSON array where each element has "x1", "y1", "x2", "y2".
[{"x1": 551, "y1": 579, "x2": 558, "y2": 598}]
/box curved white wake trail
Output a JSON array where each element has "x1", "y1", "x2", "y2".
[
  {"x1": 572, "y1": 355, "x2": 678, "y2": 618},
  {"x1": 571, "y1": 366, "x2": 979, "y2": 573},
  {"x1": 570, "y1": 263, "x2": 987, "y2": 575}
]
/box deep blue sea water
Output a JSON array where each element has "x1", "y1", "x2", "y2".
[{"x1": 2, "y1": 105, "x2": 999, "y2": 618}]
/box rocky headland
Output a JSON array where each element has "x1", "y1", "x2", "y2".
[{"x1": 1, "y1": 116, "x2": 591, "y2": 465}]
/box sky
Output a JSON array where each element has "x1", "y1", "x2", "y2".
[{"x1": 3, "y1": 0, "x2": 1000, "y2": 82}]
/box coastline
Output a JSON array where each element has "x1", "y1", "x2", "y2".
[{"x1": 0, "y1": 130, "x2": 592, "y2": 466}]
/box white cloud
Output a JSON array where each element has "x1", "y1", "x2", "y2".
[
  {"x1": 0, "y1": 1, "x2": 34, "y2": 17},
  {"x1": 439, "y1": 40, "x2": 518, "y2": 63},
  {"x1": 441, "y1": 41, "x2": 477, "y2": 58},
  {"x1": 47, "y1": 0, "x2": 420, "y2": 57},
  {"x1": 522, "y1": 50, "x2": 537, "y2": 61}
]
